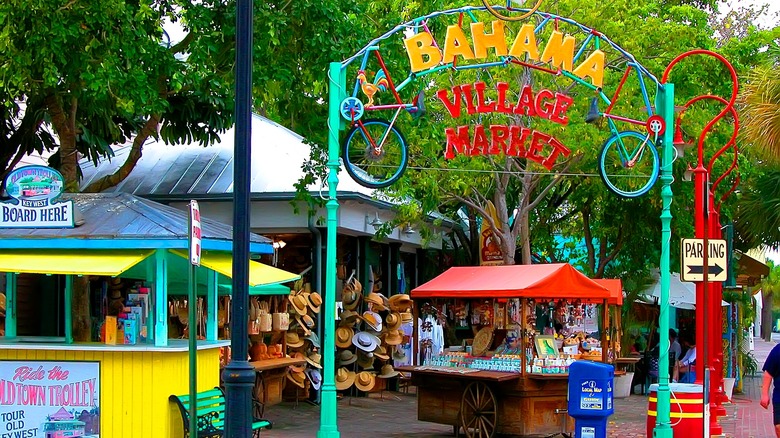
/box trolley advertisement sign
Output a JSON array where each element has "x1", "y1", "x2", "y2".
[
  {"x1": 0, "y1": 361, "x2": 100, "y2": 437},
  {"x1": 0, "y1": 166, "x2": 74, "y2": 228}
]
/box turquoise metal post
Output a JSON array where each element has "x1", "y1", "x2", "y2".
[
  {"x1": 188, "y1": 262, "x2": 198, "y2": 436},
  {"x1": 653, "y1": 83, "x2": 675, "y2": 438},
  {"x1": 64, "y1": 275, "x2": 73, "y2": 344},
  {"x1": 5, "y1": 273, "x2": 16, "y2": 338},
  {"x1": 318, "y1": 61, "x2": 343, "y2": 438},
  {"x1": 207, "y1": 271, "x2": 218, "y2": 341},
  {"x1": 146, "y1": 258, "x2": 155, "y2": 343},
  {"x1": 154, "y1": 249, "x2": 168, "y2": 347}
]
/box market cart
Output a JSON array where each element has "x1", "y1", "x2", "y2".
[{"x1": 405, "y1": 263, "x2": 622, "y2": 438}]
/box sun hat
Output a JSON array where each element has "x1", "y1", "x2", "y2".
[
  {"x1": 357, "y1": 351, "x2": 375, "y2": 370},
  {"x1": 286, "y1": 331, "x2": 305, "y2": 348},
  {"x1": 307, "y1": 292, "x2": 322, "y2": 313},
  {"x1": 287, "y1": 370, "x2": 306, "y2": 388},
  {"x1": 384, "y1": 329, "x2": 403, "y2": 346},
  {"x1": 373, "y1": 345, "x2": 389, "y2": 361},
  {"x1": 294, "y1": 314, "x2": 312, "y2": 336},
  {"x1": 385, "y1": 313, "x2": 401, "y2": 331},
  {"x1": 336, "y1": 326, "x2": 355, "y2": 349},
  {"x1": 306, "y1": 369, "x2": 322, "y2": 390},
  {"x1": 335, "y1": 367, "x2": 356, "y2": 391},
  {"x1": 305, "y1": 332, "x2": 321, "y2": 349},
  {"x1": 305, "y1": 352, "x2": 322, "y2": 369},
  {"x1": 378, "y1": 364, "x2": 400, "y2": 379},
  {"x1": 339, "y1": 309, "x2": 359, "y2": 327},
  {"x1": 392, "y1": 346, "x2": 407, "y2": 362},
  {"x1": 290, "y1": 352, "x2": 307, "y2": 373},
  {"x1": 288, "y1": 292, "x2": 309, "y2": 316},
  {"x1": 0, "y1": 293, "x2": 5, "y2": 314},
  {"x1": 361, "y1": 311, "x2": 382, "y2": 332},
  {"x1": 352, "y1": 332, "x2": 381, "y2": 352},
  {"x1": 342, "y1": 288, "x2": 361, "y2": 310},
  {"x1": 388, "y1": 294, "x2": 413, "y2": 312},
  {"x1": 365, "y1": 292, "x2": 387, "y2": 311},
  {"x1": 338, "y1": 350, "x2": 357, "y2": 366},
  {"x1": 355, "y1": 371, "x2": 376, "y2": 392},
  {"x1": 400, "y1": 311, "x2": 413, "y2": 324}
]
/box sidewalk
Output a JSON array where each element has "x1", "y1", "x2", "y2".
[{"x1": 259, "y1": 337, "x2": 780, "y2": 437}]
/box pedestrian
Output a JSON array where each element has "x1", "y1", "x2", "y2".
[
  {"x1": 761, "y1": 342, "x2": 780, "y2": 437},
  {"x1": 675, "y1": 334, "x2": 696, "y2": 383},
  {"x1": 669, "y1": 329, "x2": 681, "y2": 363}
]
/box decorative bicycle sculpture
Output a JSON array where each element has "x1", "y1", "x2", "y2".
[{"x1": 339, "y1": 4, "x2": 667, "y2": 198}]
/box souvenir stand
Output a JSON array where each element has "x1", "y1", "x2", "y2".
[
  {"x1": 399, "y1": 263, "x2": 620, "y2": 438},
  {"x1": 0, "y1": 191, "x2": 299, "y2": 438}
]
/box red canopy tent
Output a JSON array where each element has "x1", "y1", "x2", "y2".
[
  {"x1": 593, "y1": 278, "x2": 623, "y2": 305},
  {"x1": 411, "y1": 263, "x2": 611, "y2": 299}
]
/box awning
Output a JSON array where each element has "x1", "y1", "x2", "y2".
[
  {"x1": 593, "y1": 279, "x2": 623, "y2": 305},
  {"x1": 642, "y1": 269, "x2": 728, "y2": 309},
  {"x1": 411, "y1": 263, "x2": 610, "y2": 300},
  {"x1": 218, "y1": 283, "x2": 291, "y2": 296},
  {"x1": 170, "y1": 250, "x2": 299, "y2": 287},
  {"x1": 0, "y1": 249, "x2": 153, "y2": 276}
]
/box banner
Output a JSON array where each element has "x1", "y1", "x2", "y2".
[
  {"x1": 0, "y1": 361, "x2": 100, "y2": 437},
  {"x1": 479, "y1": 201, "x2": 504, "y2": 266}
]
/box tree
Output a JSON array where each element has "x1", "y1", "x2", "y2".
[{"x1": 758, "y1": 261, "x2": 780, "y2": 341}]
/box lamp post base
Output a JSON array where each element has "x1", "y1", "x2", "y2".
[
  {"x1": 222, "y1": 361, "x2": 256, "y2": 435},
  {"x1": 652, "y1": 424, "x2": 674, "y2": 438}
]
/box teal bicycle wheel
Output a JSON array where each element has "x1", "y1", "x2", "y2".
[
  {"x1": 598, "y1": 131, "x2": 660, "y2": 198},
  {"x1": 342, "y1": 119, "x2": 408, "y2": 189}
]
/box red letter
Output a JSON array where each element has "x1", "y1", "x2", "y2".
[
  {"x1": 437, "y1": 86, "x2": 463, "y2": 118},
  {"x1": 489, "y1": 125, "x2": 508, "y2": 155},
  {"x1": 534, "y1": 89, "x2": 556, "y2": 120},
  {"x1": 496, "y1": 82, "x2": 512, "y2": 114},
  {"x1": 507, "y1": 126, "x2": 530, "y2": 156},
  {"x1": 475, "y1": 82, "x2": 497, "y2": 114},
  {"x1": 471, "y1": 125, "x2": 489, "y2": 156},
  {"x1": 461, "y1": 84, "x2": 477, "y2": 115},
  {"x1": 444, "y1": 126, "x2": 471, "y2": 159},
  {"x1": 550, "y1": 92, "x2": 573, "y2": 125},
  {"x1": 513, "y1": 85, "x2": 536, "y2": 116},
  {"x1": 527, "y1": 130, "x2": 552, "y2": 165},
  {"x1": 541, "y1": 136, "x2": 571, "y2": 169}
]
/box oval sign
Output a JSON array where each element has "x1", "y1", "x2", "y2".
[{"x1": 4, "y1": 165, "x2": 65, "y2": 207}]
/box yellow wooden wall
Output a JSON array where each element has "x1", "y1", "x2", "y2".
[{"x1": 0, "y1": 348, "x2": 220, "y2": 438}]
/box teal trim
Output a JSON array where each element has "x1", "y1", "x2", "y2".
[
  {"x1": 0, "y1": 239, "x2": 272, "y2": 254},
  {"x1": 154, "y1": 249, "x2": 169, "y2": 347},
  {"x1": 145, "y1": 257, "x2": 155, "y2": 344},
  {"x1": 207, "y1": 271, "x2": 218, "y2": 341},
  {"x1": 64, "y1": 275, "x2": 73, "y2": 344},
  {"x1": 216, "y1": 283, "x2": 291, "y2": 296},
  {"x1": 5, "y1": 273, "x2": 16, "y2": 338}
]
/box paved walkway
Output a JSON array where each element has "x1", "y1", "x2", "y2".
[{"x1": 260, "y1": 337, "x2": 780, "y2": 437}]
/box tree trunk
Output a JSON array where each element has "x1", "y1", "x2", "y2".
[
  {"x1": 762, "y1": 291, "x2": 774, "y2": 342},
  {"x1": 71, "y1": 276, "x2": 92, "y2": 342}
]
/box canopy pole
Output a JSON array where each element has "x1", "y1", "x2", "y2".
[
  {"x1": 602, "y1": 299, "x2": 609, "y2": 363},
  {"x1": 65, "y1": 275, "x2": 73, "y2": 344},
  {"x1": 5, "y1": 273, "x2": 16, "y2": 338},
  {"x1": 207, "y1": 271, "x2": 218, "y2": 341},
  {"x1": 521, "y1": 298, "x2": 527, "y2": 374},
  {"x1": 146, "y1": 257, "x2": 155, "y2": 344},
  {"x1": 154, "y1": 249, "x2": 169, "y2": 347}
]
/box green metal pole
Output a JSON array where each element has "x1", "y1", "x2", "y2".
[
  {"x1": 64, "y1": 275, "x2": 73, "y2": 344},
  {"x1": 154, "y1": 249, "x2": 169, "y2": 347},
  {"x1": 188, "y1": 262, "x2": 198, "y2": 437},
  {"x1": 653, "y1": 83, "x2": 675, "y2": 438},
  {"x1": 5, "y1": 273, "x2": 16, "y2": 338},
  {"x1": 318, "y1": 61, "x2": 343, "y2": 438}
]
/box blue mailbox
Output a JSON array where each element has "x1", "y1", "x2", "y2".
[{"x1": 568, "y1": 360, "x2": 614, "y2": 438}]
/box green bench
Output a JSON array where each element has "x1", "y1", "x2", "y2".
[{"x1": 170, "y1": 387, "x2": 272, "y2": 437}]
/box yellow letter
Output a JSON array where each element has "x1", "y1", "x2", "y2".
[
  {"x1": 442, "y1": 24, "x2": 476, "y2": 64},
  {"x1": 404, "y1": 32, "x2": 443, "y2": 72},
  {"x1": 508, "y1": 23, "x2": 539, "y2": 60},
  {"x1": 470, "y1": 21, "x2": 508, "y2": 59},
  {"x1": 540, "y1": 30, "x2": 576, "y2": 72},
  {"x1": 572, "y1": 49, "x2": 606, "y2": 88}
]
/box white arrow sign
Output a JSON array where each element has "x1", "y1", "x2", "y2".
[{"x1": 680, "y1": 238, "x2": 727, "y2": 282}]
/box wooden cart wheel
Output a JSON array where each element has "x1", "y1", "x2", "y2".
[
  {"x1": 252, "y1": 373, "x2": 266, "y2": 418},
  {"x1": 459, "y1": 381, "x2": 497, "y2": 438}
]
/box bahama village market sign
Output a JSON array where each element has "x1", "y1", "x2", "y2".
[
  {"x1": 404, "y1": 20, "x2": 603, "y2": 168},
  {"x1": 0, "y1": 165, "x2": 75, "y2": 228}
]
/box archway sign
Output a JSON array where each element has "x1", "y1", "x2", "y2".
[{"x1": 320, "y1": 5, "x2": 735, "y2": 438}]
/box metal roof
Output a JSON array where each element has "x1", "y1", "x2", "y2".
[
  {"x1": 79, "y1": 114, "x2": 375, "y2": 197},
  {"x1": 0, "y1": 193, "x2": 271, "y2": 252}
]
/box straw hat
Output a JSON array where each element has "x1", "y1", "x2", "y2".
[
  {"x1": 290, "y1": 352, "x2": 307, "y2": 373},
  {"x1": 335, "y1": 326, "x2": 355, "y2": 349},
  {"x1": 366, "y1": 293, "x2": 387, "y2": 311},
  {"x1": 0, "y1": 293, "x2": 5, "y2": 314},
  {"x1": 355, "y1": 371, "x2": 376, "y2": 392},
  {"x1": 378, "y1": 364, "x2": 400, "y2": 379},
  {"x1": 338, "y1": 349, "x2": 357, "y2": 366},
  {"x1": 361, "y1": 311, "x2": 382, "y2": 332},
  {"x1": 342, "y1": 288, "x2": 361, "y2": 310},
  {"x1": 339, "y1": 309, "x2": 359, "y2": 327},
  {"x1": 294, "y1": 314, "x2": 312, "y2": 336},
  {"x1": 385, "y1": 313, "x2": 401, "y2": 331},
  {"x1": 307, "y1": 292, "x2": 322, "y2": 313},
  {"x1": 335, "y1": 367, "x2": 356, "y2": 391},
  {"x1": 373, "y1": 345, "x2": 389, "y2": 361},
  {"x1": 400, "y1": 311, "x2": 413, "y2": 324},
  {"x1": 305, "y1": 352, "x2": 322, "y2": 369},
  {"x1": 392, "y1": 346, "x2": 407, "y2": 362},
  {"x1": 305, "y1": 332, "x2": 321, "y2": 349},
  {"x1": 389, "y1": 294, "x2": 413, "y2": 312},
  {"x1": 287, "y1": 370, "x2": 306, "y2": 388},
  {"x1": 306, "y1": 369, "x2": 322, "y2": 390},
  {"x1": 384, "y1": 329, "x2": 403, "y2": 346},
  {"x1": 288, "y1": 292, "x2": 309, "y2": 316},
  {"x1": 357, "y1": 351, "x2": 375, "y2": 370},
  {"x1": 352, "y1": 332, "x2": 380, "y2": 352},
  {"x1": 286, "y1": 331, "x2": 304, "y2": 348}
]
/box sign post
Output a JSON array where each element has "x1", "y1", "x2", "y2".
[
  {"x1": 188, "y1": 200, "x2": 201, "y2": 437},
  {"x1": 680, "y1": 238, "x2": 727, "y2": 282}
]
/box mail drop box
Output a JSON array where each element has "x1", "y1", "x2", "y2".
[{"x1": 567, "y1": 360, "x2": 614, "y2": 438}]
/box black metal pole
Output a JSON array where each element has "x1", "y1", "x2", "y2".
[{"x1": 223, "y1": 0, "x2": 254, "y2": 434}]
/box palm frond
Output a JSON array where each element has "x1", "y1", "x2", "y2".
[{"x1": 739, "y1": 66, "x2": 780, "y2": 160}]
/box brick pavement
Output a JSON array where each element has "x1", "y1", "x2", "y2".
[{"x1": 259, "y1": 337, "x2": 780, "y2": 437}]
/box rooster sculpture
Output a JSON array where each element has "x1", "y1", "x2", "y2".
[{"x1": 357, "y1": 70, "x2": 389, "y2": 107}]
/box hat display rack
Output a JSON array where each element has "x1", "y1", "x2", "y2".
[
  {"x1": 335, "y1": 270, "x2": 413, "y2": 401},
  {"x1": 280, "y1": 279, "x2": 322, "y2": 404},
  {"x1": 0, "y1": 292, "x2": 6, "y2": 337}
]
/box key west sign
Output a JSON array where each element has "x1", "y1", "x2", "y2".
[{"x1": 0, "y1": 166, "x2": 75, "y2": 228}]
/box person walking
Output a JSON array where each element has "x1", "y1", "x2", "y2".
[{"x1": 761, "y1": 343, "x2": 780, "y2": 437}]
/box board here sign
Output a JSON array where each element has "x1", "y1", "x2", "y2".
[{"x1": 680, "y1": 238, "x2": 728, "y2": 282}]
